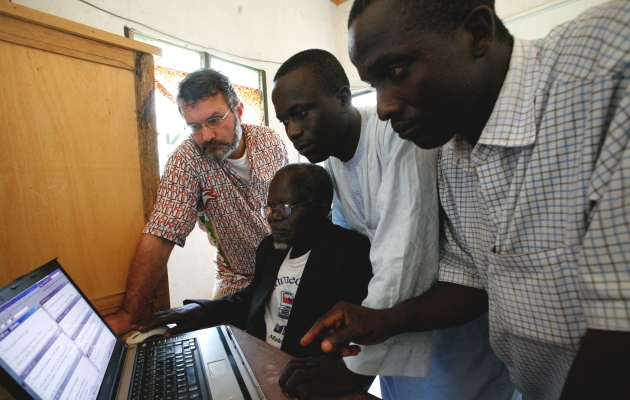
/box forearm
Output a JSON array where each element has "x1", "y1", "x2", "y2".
[
  {"x1": 560, "y1": 329, "x2": 630, "y2": 399},
  {"x1": 185, "y1": 289, "x2": 253, "y2": 329},
  {"x1": 384, "y1": 281, "x2": 488, "y2": 336},
  {"x1": 120, "y1": 234, "x2": 175, "y2": 319}
]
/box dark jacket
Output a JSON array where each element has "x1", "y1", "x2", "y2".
[{"x1": 185, "y1": 220, "x2": 373, "y2": 358}]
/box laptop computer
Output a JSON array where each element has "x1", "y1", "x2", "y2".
[{"x1": 0, "y1": 259, "x2": 265, "y2": 400}]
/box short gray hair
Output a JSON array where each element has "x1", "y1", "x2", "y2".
[
  {"x1": 275, "y1": 163, "x2": 333, "y2": 205},
  {"x1": 176, "y1": 68, "x2": 241, "y2": 113}
]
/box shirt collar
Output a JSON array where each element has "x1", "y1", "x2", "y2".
[{"x1": 476, "y1": 38, "x2": 539, "y2": 149}]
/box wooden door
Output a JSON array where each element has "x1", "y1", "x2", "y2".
[{"x1": 0, "y1": 2, "x2": 168, "y2": 316}]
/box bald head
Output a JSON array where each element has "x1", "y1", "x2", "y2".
[{"x1": 272, "y1": 163, "x2": 333, "y2": 208}]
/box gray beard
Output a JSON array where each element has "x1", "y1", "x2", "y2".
[
  {"x1": 202, "y1": 116, "x2": 243, "y2": 163},
  {"x1": 273, "y1": 242, "x2": 289, "y2": 250}
]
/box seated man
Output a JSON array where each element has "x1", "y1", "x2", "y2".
[{"x1": 133, "y1": 163, "x2": 375, "y2": 395}]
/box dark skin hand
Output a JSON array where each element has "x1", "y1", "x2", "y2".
[
  {"x1": 132, "y1": 303, "x2": 207, "y2": 337},
  {"x1": 279, "y1": 355, "x2": 374, "y2": 399},
  {"x1": 301, "y1": 282, "x2": 488, "y2": 355},
  {"x1": 560, "y1": 329, "x2": 630, "y2": 399}
]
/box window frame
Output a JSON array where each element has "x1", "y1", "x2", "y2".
[{"x1": 125, "y1": 27, "x2": 268, "y2": 126}]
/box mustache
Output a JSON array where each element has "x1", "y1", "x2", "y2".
[{"x1": 201, "y1": 139, "x2": 231, "y2": 152}]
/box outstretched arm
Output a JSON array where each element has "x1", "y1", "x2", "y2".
[
  {"x1": 301, "y1": 282, "x2": 488, "y2": 355},
  {"x1": 105, "y1": 234, "x2": 175, "y2": 335}
]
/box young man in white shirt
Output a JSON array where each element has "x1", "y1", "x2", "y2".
[{"x1": 273, "y1": 49, "x2": 513, "y2": 399}]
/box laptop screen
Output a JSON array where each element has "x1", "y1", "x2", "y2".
[{"x1": 0, "y1": 267, "x2": 117, "y2": 400}]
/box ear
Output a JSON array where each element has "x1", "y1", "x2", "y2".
[
  {"x1": 318, "y1": 201, "x2": 332, "y2": 218},
  {"x1": 463, "y1": 5, "x2": 495, "y2": 59},
  {"x1": 234, "y1": 102, "x2": 245, "y2": 122},
  {"x1": 335, "y1": 86, "x2": 353, "y2": 113}
]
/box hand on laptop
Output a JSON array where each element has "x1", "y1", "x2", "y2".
[{"x1": 133, "y1": 303, "x2": 206, "y2": 337}]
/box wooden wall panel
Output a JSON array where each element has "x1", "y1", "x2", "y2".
[
  {"x1": 0, "y1": 40, "x2": 146, "y2": 302},
  {"x1": 0, "y1": 13, "x2": 135, "y2": 70}
]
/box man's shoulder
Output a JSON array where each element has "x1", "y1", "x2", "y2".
[
  {"x1": 243, "y1": 123, "x2": 282, "y2": 141},
  {"x1": 166, "y1": 139, "x2": 197, "y2": 161},
  {"x1": 243, "y1": 123, "x2": 287, "y2": 153},
  {"x1": 160, "y1": 139, "x2": 207, "y2": 177},
  {"x1": 535, "y1": 1, "x2": 630, "y2": 75},
  {"x1": 324, "y1": 222, "x2": 371, "y2": 249}
]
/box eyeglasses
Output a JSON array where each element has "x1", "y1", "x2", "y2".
[
  {"x1": 263, "y1": 203, "x2": 309, "y2": 217},
  {"x1": 186, "y1": 107, "x2": 232, "y2": 134}
]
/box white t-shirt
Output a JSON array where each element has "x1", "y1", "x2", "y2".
[
  {"x1": 226, "y1": 147, "x2": 250, "y2": 186},
  {"x1": 264, "y1": 250, "x2": 310, "y2": 349}
]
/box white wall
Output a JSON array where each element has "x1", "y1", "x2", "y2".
[{"x1": 502, "y1": 0, "x2": 611, "y2": 39}]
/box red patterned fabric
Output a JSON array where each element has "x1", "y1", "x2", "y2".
[{"x1": 144, "y1": 124, "x2": 288, "y2": 294}]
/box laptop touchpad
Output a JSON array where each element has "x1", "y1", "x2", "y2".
[{"x1": 208, "y1": 359, "x2": 229, "y2": 377}]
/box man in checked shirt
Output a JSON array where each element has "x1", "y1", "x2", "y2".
[{"x1": 302, "y1": 1, "x2": 630, "y2": 399}]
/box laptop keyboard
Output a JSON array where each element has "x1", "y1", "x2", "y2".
[{"x1": 129, "y1": 337, "x2": 204, "y2": 400}]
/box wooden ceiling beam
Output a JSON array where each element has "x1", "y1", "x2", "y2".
[{"x1": 330, "y1": 0, "x2": 348, "y2": 5}]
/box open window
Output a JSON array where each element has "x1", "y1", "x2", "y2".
[
  {"x1": 125, "y1": 29, "x2": 268, "y2": 174},
  {"x1": 352, "y1": 88, "x2": 377, "y2": 109}
]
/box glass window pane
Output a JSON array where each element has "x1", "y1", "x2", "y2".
[
  {"x1": 133, "y1": 33, "x2": 202, "y2": 174},
  {"x1": 134, "y1": 34, "x2": 202, "y2": 71},
  {"x1": 211, "y1": 57, "x2": 265, "y2": 127},
  {"x1": 211, "y1": 57, "x2": 260, "y2": 88},
  {"x1": 352, "y1": 91, "x2": 377, "y2": 108}
]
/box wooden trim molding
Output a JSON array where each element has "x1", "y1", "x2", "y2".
[
  {"x1": 0, "y1": 1, "x2": 161, "y2": 56},
  {"x1": 330, "y1": 0, "x2": 348, "y2": 5},
  {"x1": 0, "y1": 13, "x2": 135, "y2": 70},
  {"x1": 133, "y1": 51, "x2": 171, "y2": 313}
]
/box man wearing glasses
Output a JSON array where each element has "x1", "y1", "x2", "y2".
[
  {"x1": 107, "y1": 68, "x2": 288, "y2": 336},
  {"x1": 133, "y1": 163, "x2": 375, "y2": 395}
]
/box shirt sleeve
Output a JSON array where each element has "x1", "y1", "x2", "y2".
[
  {"x1": 274, "y1": 130, "x2": 289, "y2": 168},
  {"x1": 579, "y1": 87, "x2": 630, "y2": 332},
  {"x1": 362, "y1": 135, "x2": 440, "y2": 309},
  {"x1": 143, "y1": 149, "x2": 200, "y2": 247},
  {"x1": 343, "y1": 113, "x2": 435, "y2": 377},
  {"x1": 436, "y1": 147, "x2": 486, "y2": 289},
  {"x1": 331, "y1": 192, "x2": 350, "y2": 229}
]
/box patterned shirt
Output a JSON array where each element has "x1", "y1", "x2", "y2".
[
  {"x1": 144, "y1": 124, "x2": 288, "y2": 295},
  {"x1": 438, "y1": 2, "x2": 630, "y2": 399}
]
